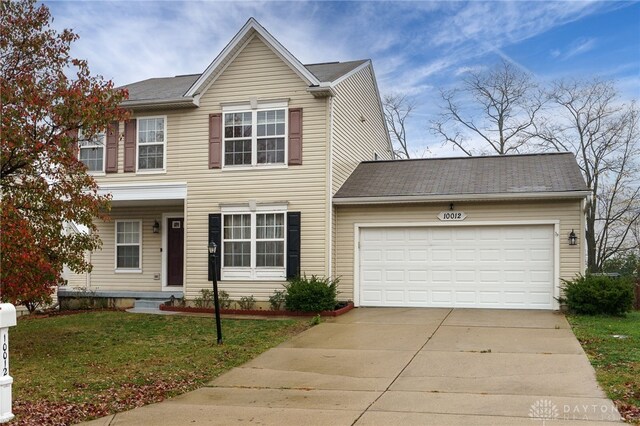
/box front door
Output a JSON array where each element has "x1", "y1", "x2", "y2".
[{"x1": 167, "y1": 217, "x2": 184, "y2": 286}]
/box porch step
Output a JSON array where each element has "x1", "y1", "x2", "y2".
[{"x1": 134, "y1": 299, "x2": 167, "y2": 310}]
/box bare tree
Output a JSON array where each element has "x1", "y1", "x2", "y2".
[
  {"x1": 536, "y1": 79, "x2": 639, "y2": 272},
  {"x1": 431, "y1": 60, "x2": 543, "y2": 156},
  {"x1": 383, "y1": 93, "x2": 416, "y2": 159}
]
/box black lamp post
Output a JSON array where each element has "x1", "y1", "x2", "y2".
[{"x1": 208, "y1": 242, "x2": 223, "y2": 344}]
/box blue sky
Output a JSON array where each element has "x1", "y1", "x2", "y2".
[{"x1": 47, "y1": 1, "x2": 640, "y2": 156}]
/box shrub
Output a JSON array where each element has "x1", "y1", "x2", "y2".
[
  {"x1": 284, "y1": 275, "x2": 338, "y2": 312},
  {"x1": 237, "y1": 295, "x2": 256, "y2": 310},
  {"x1": 194, "y1": 289, "x2": 213, "y2": 308},
  {"x1": 269, "y1": 290, "x2": 286, "y2": 311},
  {"x1": 560, "y1": 274, "x2": 634, "y2": 315},
  {"x1": 218, "y1": 290, "x2": 232, "y2": 309}
]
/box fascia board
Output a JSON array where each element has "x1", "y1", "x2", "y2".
[
  {"x1": 121, "y1": 98, "x2": 198, "y2": 110},
  {"x1": 332, "y1": 191, "x2": 592, "y2": 205}
]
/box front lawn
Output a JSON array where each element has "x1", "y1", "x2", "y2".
[
  {"x1": 568, "y1": 311, "x2": 640, "y2": 424},
  {"x1": 10, "y1": 311, "x2": 307, "y2": 425}
]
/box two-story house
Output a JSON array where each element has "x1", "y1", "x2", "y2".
[
  {"x1": 62, "y1": 18, "x2": 589, "y2": 311},
  {"x1": 61, "y1": 18, "x2": 392, "y2": 308}
]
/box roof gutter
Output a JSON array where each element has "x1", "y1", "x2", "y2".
[
  {"x1": 307, "y1": 86, "x2": 335, "y2": 98},
  {"x1": 121, "y1": 97, "x2": 199, "y2": 111},
  {"x1": 333, "y1": 191, "x2": 592, "y2": 205}
]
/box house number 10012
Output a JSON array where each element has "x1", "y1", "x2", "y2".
[{"x1": 437, "y1": 211, "x2": 467, "y2": 221}]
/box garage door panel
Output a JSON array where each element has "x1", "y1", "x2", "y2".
[
  {"x1": 361, "y1": 290, "x2": 382, "y2": 304},
  {"x1": 479, "y1": 249, "x2": 500, "y2": 261},
  {"x1": 531, "y1": 248, "x2": 552, "y2": 261},
  {"x1": 408, "y1": 290, "x2": 428, "y2": 303},
  {"x1": 386, "y1": 249, "x2": 405, "y2": 261},
  {"x1": 504, "y1": 291, "x2": 527, "y2": 304},
  {"x1": 530, "y1": 270, "x2": 552, "y2": 283},
  {"x1": 455, "y1": 291, "x2": 476, "y2": 304},
  {"x1": 359, "y1": 225, "x2": 555, "y2": 309},
  {"x1": 409, "y1": 249, "x2": 428, "y2": 261},
  {"x1": 455, "y1": 249, "x2": 476, "y2": 261},
  {"x1": 479, "y1": 291, "x2": 502, "y2": 305},
  {"x1": 431, "y1": 249, "x2": 451, "y2": 261},
  {"x1": 432, "y1": 270, "x2": 452, "y2": 283},
  {"x1": 431, "y1": 290, "x2": 453, "y2": 303}
]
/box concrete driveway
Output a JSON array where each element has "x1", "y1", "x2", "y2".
[{"x1": 86, "y1": 308, "x2": 622, "y2": 425}]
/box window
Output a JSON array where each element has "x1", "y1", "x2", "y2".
[
  {"x1": 223, "y1": 108, "x2": 286, "y2": 167},
  {"x1": 221, "y1": 209, "x2": 286, "y2": 279},
  {"x1": 223, "y1": 214, "x2": 251, "y2": 267},
  {"x1": 256, "y1": 213, "x2": 285, "y2": 267},
  {"x1": 79, "y1": 132, "x2": 105, "y2": 172},
  {"x1": 137, "y1": 117, "x2": 165, "y2": 170},
  {"x1": 116, "y1": 221, "x2": 141, "y2": 270}
]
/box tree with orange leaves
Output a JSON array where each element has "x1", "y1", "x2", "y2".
[{"x1": 1, "y1": 0, "x2": 128, "y2": 311}]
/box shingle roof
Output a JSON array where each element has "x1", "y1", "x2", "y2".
[
  {"x1": 119, "y1": 60, "x2": 368, "y2": 103},
  {"x1": 120, "y1": 74, "x2": 200, "y2": 102},
  {"x1": 334, "y1": 153, "x2": 588, "y2": 201},
  {"x1": 305, "y1": 60, "x2": 368, "y2": 83}
]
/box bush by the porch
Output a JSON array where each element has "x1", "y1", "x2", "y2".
[{"x1": 284, "y1": 275, "x2": 338, "y2": 312}]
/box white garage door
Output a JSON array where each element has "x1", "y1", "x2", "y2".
[{"x1": 359, "y1": 225, "x2": 555, "y2": 309}]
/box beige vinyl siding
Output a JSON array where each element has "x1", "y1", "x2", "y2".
[
  {"x1": 62, "y1": 263, "x2": 88, "y2": 288},
  {"x1": 89, "y1": 206, "x2": 173, "y2": 292},
  {"x1": 92, "y1": 35, "x2": 329, "y2": 301},
  {"x1": 331, "y1": 65, "x2": 392, "y2": 195},
  {"x1": 334, "y1": 199, "x2": 584, "y2": 301}
]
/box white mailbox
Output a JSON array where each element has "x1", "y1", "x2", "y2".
[{"x1": 0, "y1": 304, "x2": 16, "y2": 423}]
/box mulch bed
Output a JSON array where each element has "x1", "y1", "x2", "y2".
[{"x1": 160, "y1": 301, "x2": 354, "y2": 317}]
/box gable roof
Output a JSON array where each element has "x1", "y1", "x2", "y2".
[
  {"x1": 185, "y1": 18, "x2": 321, "y2": 97},
  {"x1": 334, "y1": 152, "x2": 589, "y2": 204},
  {"x1": 119, "y1": 19, "x2": 373, "y2": 109},
  {"x1": 120, "y1": 60, "x2": 369, "y2": 107}
]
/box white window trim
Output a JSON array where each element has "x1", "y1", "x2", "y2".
[
  {"x1": 136, "y1": 115, "x2": 167, "y2": 173},
  {"x1": 78, "y1": 131, "x2": 106, "y2": 175},
  {"x1": 114, "y1": 219, "x2": 143, "y2": 273},
  {"x1": 221, "y1": 104, "x2": 288, "y2": 169},
  {"x1": 220, "y1": 205, "x2": 287, "y2": 281}
]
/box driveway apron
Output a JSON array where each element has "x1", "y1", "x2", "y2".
[{"x1": 84, "y1": 308, "x2": 622, "y2": 425}]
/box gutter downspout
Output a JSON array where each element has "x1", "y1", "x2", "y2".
[{"x1": 327, "y1": 96, "x2": 334, "y2": 278}]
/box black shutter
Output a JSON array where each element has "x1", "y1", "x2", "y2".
[
  {"x1": 286, "y1": 212, "x2": 301, "y2": 279},
  {"x1": 208, "y1": 214, "x2": 222, "y2": 281}
]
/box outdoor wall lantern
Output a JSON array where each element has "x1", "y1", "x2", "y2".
[
  {"x1": 208, "y1": 242, "x2": 223, "y2": 345},
  {"x1": 152, "y1": 220, "x2": 160, "y2": 234},
  {"x1": 568, "y1": 229, "x2": 578, "y2": 246}
]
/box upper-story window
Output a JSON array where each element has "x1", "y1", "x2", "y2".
[
  {"x1": 223, "y1": 108, "x2": 286, "y2": 167},
  {"x1": 79, "y1": 132, "x2": 105, "y2": 173},
  {"x1": 137, "y1": 117, "x2": 166, "y2": 171}
]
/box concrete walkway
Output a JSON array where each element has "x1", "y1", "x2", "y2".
[{"x1": 84, "y1": 308, "x2": 622, "y2": 425}]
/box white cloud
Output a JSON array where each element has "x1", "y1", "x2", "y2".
[
  {"x1": 41, "y1": 1, "x2": 636, "y2": 158},
  {"x1": 454, "y1": 65, "x2": 487, "y2": 76},
  {"x1": 564, "y1": 37, "x2": 598, "y2": 59}
]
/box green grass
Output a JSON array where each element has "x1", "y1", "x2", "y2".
[
  {"x1": 568, "y1": 311, "x2": 640, "y2": 424},
  {"x1": 10, "y1": 311, "x2": 307, "y2": 424}
]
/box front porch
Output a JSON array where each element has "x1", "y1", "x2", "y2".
[
  {"x1": 83, "y1": 182, "x2": 188, "y2": 297},
  {"x1": 57, "y1": 288, "x2": 184, "y2": 310}
]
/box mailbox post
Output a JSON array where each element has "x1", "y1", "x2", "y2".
[{"x1": 0, "y1": 304, "x2": 17, "y2": 423}]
